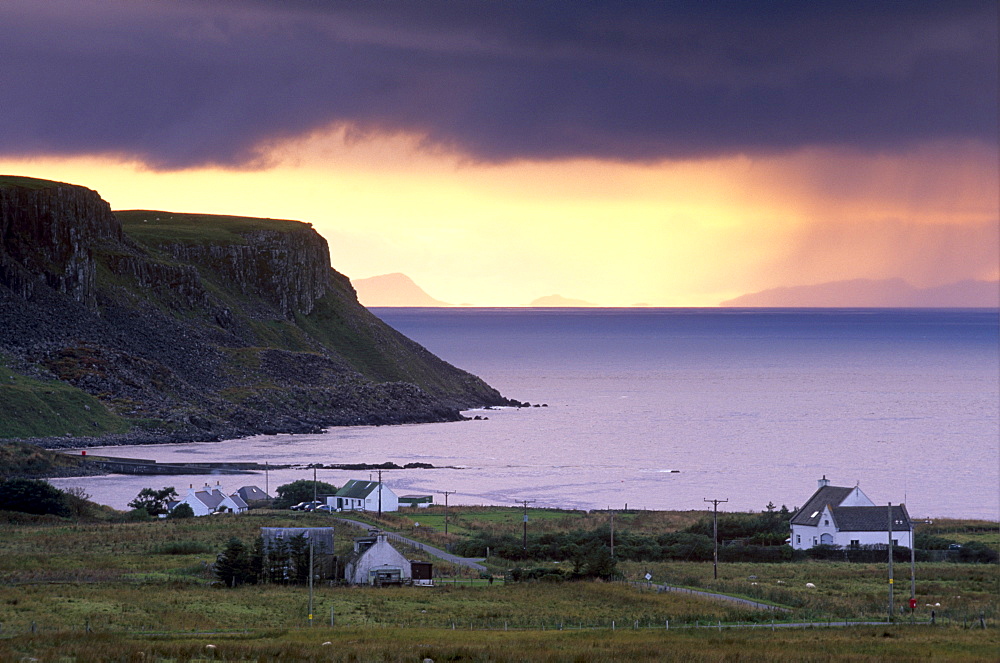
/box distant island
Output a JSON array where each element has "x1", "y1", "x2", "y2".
[
  {"x1": 352, "y1": 273, "x2": 451, "y2": 307},
  {"x1": 0, "y1": 176, "x2": 513, "y2": 447},
  {"x1": 721, "y1": 278, "x2": 999, "y2": 308},
  {"x1": 530, "y1": 294, "x2": 597, "y2": 307}
]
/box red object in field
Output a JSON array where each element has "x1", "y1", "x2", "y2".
[
  {"x1": 81, "y1": 450, "x2": 86, "y2": 456},
  {"x1": 909, "y1": 598, "x2": 917, "y2": 610}
]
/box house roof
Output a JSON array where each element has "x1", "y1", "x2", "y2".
[
  {"x1": 235, "y1": 486, "x2": 269, "y2": 501},
  {"x1": 790, "y1": 486, "x2": 854, "y2": 526},
  {"x1": 336, "y1": 480, "x2": 381, "y2": 499},
  {"x1": 832, "y1": 505, "x2": 911, "y2": 532},
  {"x1": 228, "y1": 493, "x2": 248, "y2": 509},
  {"x1": 195, "y1": 489, "x2": 225, "y2": 510}
]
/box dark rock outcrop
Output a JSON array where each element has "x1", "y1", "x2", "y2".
[{"x1": 0, "y1": 176, "x2": 512, "y2": 446}]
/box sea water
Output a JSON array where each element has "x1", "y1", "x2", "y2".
[{"x1": 53, "y1": 308, "x2": 999, "y2": 519}]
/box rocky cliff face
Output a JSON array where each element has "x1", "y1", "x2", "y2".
[
  {"x1": 0, "y1": 179, "x2": 121, "y2": 308},
  {"x1": 0, "y1": 176, "x2": 512, "y2": 446}
]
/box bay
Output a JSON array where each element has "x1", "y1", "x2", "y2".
[{"x1": 52, "y1": 308, "x2": 1000, "y2": 520}]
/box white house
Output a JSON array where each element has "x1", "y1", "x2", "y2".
[
  {"x1": 328, "y1": 479, "x2": 399, "y2": 513},
  {"x1": 170, "y1": 483, "x2": 248, "y2": 516},
  {"x1": 790, "y1": 477, "x2": 912, "y2": 550},
  {"x1": 343, "y1": 532, "x2": 411, "y2": 585}
]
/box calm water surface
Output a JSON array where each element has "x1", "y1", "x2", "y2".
[{"x1": 54, "y1": 308, "x2": 1000, "y2": 519}]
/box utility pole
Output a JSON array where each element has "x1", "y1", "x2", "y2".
[
  {"x1": 888, "y1": 502, "x2": 894, "y2": 621},
  {"x1": 441, "y1": 491, "x2": 456, "y2": 535},
  {"x1": 516, "y1": 499, "x2": 535, "y2": 553},
  {"x1": 265, "y1": 461, "x2": 269, "y2": 497},
  {"x1": 308, "y1": 535, "x2": 314, "y2": 627},
  {"x1": 704, "y1": 498, "x2": 728, "y2": 580},
  {"x1": 610, "y1": 511, "x2": 615, "y2": 559},
  {"x1": 377, "y1": 469, "x2": 383, "y2": 517},
  {"x1": 312, "y1": 466, "x2": 317, "y2": 504}
]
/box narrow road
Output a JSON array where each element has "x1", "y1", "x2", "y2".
[
  {"x1": 334, "y1": 517, "x2": 488, "y2": 573},
  {"x1": 631, "y1": 581, "x2": 790, "y2": 612}
]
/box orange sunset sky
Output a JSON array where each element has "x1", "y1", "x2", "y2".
[{"x1": 2, "y1": 2, "x2": 997, "y2": 307}]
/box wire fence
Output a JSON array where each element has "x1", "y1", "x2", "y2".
[{"x1": 1, "y1": 613, "x2": 991, "y2": 638}]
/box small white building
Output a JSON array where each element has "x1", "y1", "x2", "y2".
[
  {"x1": 344, "y1": 532, "x2": 411, "y2": 585},
  {"x1": 790, "y1": 477, "x2": 912, "y2": 550},
  {"x1": 170, "y1": 483, "x2": 248, "y2": 516},
  {"x1": 329, "y1": 479, "x2": 398, "y2": 513}
]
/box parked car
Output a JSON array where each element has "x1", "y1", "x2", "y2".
[
  {"x1": 301, "y1": 501, "x2": 325, "y2": 512},
  {"x1": 314, "y1": 505, "x2": 333, "y2": 513},
  {"x1": 290, "y1": 501, "x2": 313, "y2": 511}
]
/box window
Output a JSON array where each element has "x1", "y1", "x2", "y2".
[
  {"x1": 850, "y1": 540, "x2": 860, "y2": 548},
  {"x1": 824, "y1": 519, "x2": 829, "y2": 526},
  {"x1": 796, "y1": 535, "x2": 800, "y2": 544}
]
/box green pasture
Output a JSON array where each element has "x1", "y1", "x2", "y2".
[
  {"x1": 116, "y1": 210, "x2": 313, "y2": 247},
  {"x1": 0, "y1": 363, "x2": 127, "y2": 440}
]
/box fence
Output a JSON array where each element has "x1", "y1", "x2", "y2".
[{"x1": 3, "y1": 614, "x2": 990, "y2": 638}]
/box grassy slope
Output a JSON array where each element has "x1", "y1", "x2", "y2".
[
  {"x1": 118, "y1": 209, "x2": 502, "y2": 400},
  {"x1": 0, "y1": 440, "x2": 89, "y2": 478},
  {"x1": 0, "y1": 175, "x2": 67, "y2": 190},
  {"x1": 0, "y1": 361, "x2": 128, "y2": 439}
]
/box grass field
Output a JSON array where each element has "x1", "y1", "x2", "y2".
[
  {"x1": 0, "y1": 625, "x2": 998, "y2": 662},
  {"x1": 0, "y1": 506, "x2": 995, "y2": 660}
]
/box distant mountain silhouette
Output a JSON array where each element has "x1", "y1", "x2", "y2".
[
  {"x1": 530, "y1": 294, "x2": 597, "y2": 307},
  {"x1": 352, "y1": 273, "x2": 450, "y2": 307},
  {"x1": 720, "y1": 278, "x2": 999, "y2": 307}
]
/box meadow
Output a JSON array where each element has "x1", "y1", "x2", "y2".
[{"x1": 0, "y1": 506, "x2": 996, "y2": 660}]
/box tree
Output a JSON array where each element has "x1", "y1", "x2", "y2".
[
  {"x1": 274, "y1": 479, "x2": 338, "y2": 509},
  {"x1": 215, "y1": 537, "x2": 255, "y2": 587},
  {"x1": 128, "y1": 487, "x2": 178, "y2": 516},
  {"x1": 169, "y1": 502, "x2": 195, "y2": 519},
  {"x1": 0, "y1": 478, "x2": 71, "y2": 517}
]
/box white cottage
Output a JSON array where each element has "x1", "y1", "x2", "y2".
[
  {"x1": 790, "y1": 477, "x2": 912, "y2": 550},
  {"x1": 170, "y1": 483, "x2": 248, "y2": 516},
  {"x1": 344, "y1": 532, "x2": 411, "y2": 585},
  {"x1": 329, "y1": 479, "x2": 399, "y2": 513}
]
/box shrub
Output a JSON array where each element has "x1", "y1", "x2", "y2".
[
  {"x1": 954, "y1": 541, "x2": 999, "y2": 564},
  {"x1": 153, "y1": 540, "x2": 214, "y2": 555},
  {"x1": 127, "y1": 487, "x2": 178, "y2": 516},
  {"x1": 274, "y1": 480, "x2": 338, "y2": 509},
  {"x1": 0, "y1": 478, "x2": 70, "y2": 517},
  {"x1": 169, "y1": 503, "x2": 195, "y2": 519}
]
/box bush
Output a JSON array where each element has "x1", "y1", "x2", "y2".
[
  {"x1": 0, "y1": 478, "x2": 70, "y2": 517},
  {"x1": 274, "y1": 480, "x2": 338, "y2": 509},
  {"x1": 169, "y1": 503, "x2": 195, "y2": 519},
  {"x1": 954, "y1": 541, "x2": 999, "y2": 564},
  {"x1": 153, "y1": 540, "x2": 214, "y2": 555},
  {"x1": 127, "y1": 487, "x2": 178, "y2": 517},
  {"x1": 122, "y1": 507, "x2": 152, "y2": 522}
]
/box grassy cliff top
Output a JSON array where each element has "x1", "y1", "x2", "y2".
[
  {"x1": 0, "y1": 175, "x2": 70, "y2": 190},
  {"x1": 116, "y1": 210, "x2": 317, "y2": 246}
]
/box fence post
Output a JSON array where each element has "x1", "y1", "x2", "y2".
[
  {"x1": 31, "y1": 621, "x2": 36, "y2": 634},
  {"x1": 665, "y1": 619, "x2": 669, "y2": 630},
  {"x1": 612, "y1": 620, "x2": 615, "y2": 631}
]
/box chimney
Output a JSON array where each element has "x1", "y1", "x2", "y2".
[{"x1": 818, "y1": 475, "x2": 830, "y2": 489}]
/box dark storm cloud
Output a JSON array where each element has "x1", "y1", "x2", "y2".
[{"x1": 1, "y1": 0, "x2": 995, "y2": 169}]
